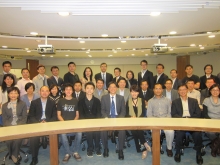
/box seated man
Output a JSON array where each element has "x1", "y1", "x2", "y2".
[
  {"x1": 57, "y1": 83, "x2": 82, "y2": 163},
  {"x1": 93, "y1": 78, "x2": 108, "y2": 101},
  {"x1": 28, "y1": 86, "x2": 57, "y2": 165},
  {"x1": 162, "y1": 79, "x2": 179, "y2": 102},
  {"x1": 101, "y1": 81, "x2": 126, "y2": 160},
  {"x1": 171, "y1": 84, "x2": 203, "y2": 164},
  {"x1": 72, "y1": 81, "x2": 85, "y2": 100},
  {"x1": 200, "y1": 78, "x2": 215, "y2": 104},
  {"x1": 147, "y1": 83, "x2": 175, "y2": 157}
]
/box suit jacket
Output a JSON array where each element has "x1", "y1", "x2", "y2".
[
  {"x1": 93, "y1": 88, "x2": 108, "y2": 101},
  {"x1": 47, "y1": 76, "x2": 64, "y2": 89},
  {"x1": 116, "y1": 88, "x2": 131, "y2": 103},
  {"x1": 199, "y1": 75, "x2": 219, "y2": 90},
  {"x1": 172, "y1": 78, "x2": 182, "y2": 90},
  {"x1": 138, "y1": 89, "x2": 154, "y2": 115},
  {"x1": 153, "y1": 73, "x2": 168, "y2": 89},
  {"x1": 112, "y1": 76, "x2": 129, "y2": 88},
  {"x1": 200, "y1": 88, "x2": 210, "y2": 104},
  {"x1": 101, "y1": 94, "x2": 126, "y2": 118},
  {"x1": 78, "y1": 96, "x2": 101, "y2": 119},
  {"x1": 0, "y1": 73, "x2": 17, "y2": 86},
  {"x1": 162, "y1": 89, "x2": 179, "y2": 101},
  {"x1": 171, "y1": 97, "x2": 201, "y2": 118},
  {"x1": 138, "y1": 70, "x2": 154, "y2": 89},
  {"x1": 127, "y1": 79, "x2": 138, "y2": 89},
  {"x1": 94, "y1": 72, "x2": 113, "y2": 89},
  {"x1": 72, "y1": 91, "x2": 86, "y2": 101},
  {"x1": 28, "y1": 98, "x2": 57, "y2": 123}
]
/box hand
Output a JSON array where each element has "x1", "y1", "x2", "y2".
[{"x1": 145, "y1": 101, "x2": 148, "y2": 106}]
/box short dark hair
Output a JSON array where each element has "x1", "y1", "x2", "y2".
[
  {"x1": 178, "y1": 84, "x2": 188, "y2": 90},
  {"x1": 64, "y1": 83, "x2": 74, "y2": 91},
  {"x1": 7, "y1": 87, "x2": 20, "y2": 102},
  {"x1": 21, "y1": 68, "x2": 30, "y2": 73},
  {"x1": 49, "y1": 84, "x2": 59, "y2": 94},
  {"x1": 96, "y1": 78, "x2": 104, "y2": 84},
  {"x1": 165, "y1": 79, "x2": 173, "y2": 84},
  {"x1": 185, "y1": 64, "x2": 193, "y2": 70},
  {"x1": 170, "y1": 69, "x2": 177, "y2": 73},
  {"x1": 140, "y1": 80, "x2": 148, "y2": 85},
  {"x1": 204, "y1": 64, "x2": 213, "y2": 73},
  {"x1": 209, "y1": 84, "x2": 220, "y2": 97},
  {"x1": 130, "y1": 85, "x2": 139, "y2": 92},
  {"x1": 2, "y1": 74, "x2": 16, "y2": 92},
  {"x1": 117, "y1": 77, "x2": 126, "y2": 86},
  {"x1": 206, "y1": 77, "x2": 215, "y2": 83},
  {"x1": 140, "y1": 60, "x2": 148, "y2": 65},
  {"x1": 51, "y1": 66, "x2": 59, "y2": 71},
  {"x1": 74, "y1": 80, "x2": 82, "y2": 86},
  {"x1": 100, "y1": 63, "x2": 107, "y2": 67},
  {"x1": 2, "y1": 61, "x2": 12, "y2": 67},
  {"x1": 154, "y1": 83, "x2": 163, "y2": 89},
  {"x1": 156, "y1": 63, "x2": 164, "y2": 69},
  {"x1": 126, "y1": 70, "x2": 134, "y2": 79},
  {"x1": 37, "y1": 64, "x2": 45, "y2": 70},
  {"x1": 108, "y1": 81, "x2": 117, "y2": 88},
  {"x1": 186, "y1": 78, "x2": 195, "y2": 84},
  {"x1": 25, "y1": 82, "x2": 35, "y2": 92},
  {"x1": 68, "y1": 62, "x2": 76, "y2": 67},
  {"x1": 85, "y1": 82, "x2": 95, "y2": 89},
  {"x1": 114, "y1": 67, "x2": 121, "y2": 72}
]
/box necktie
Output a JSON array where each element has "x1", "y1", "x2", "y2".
[
  {"x1": 76, "y1": 93, "x2": 79, "y2": 100},
  {"x1": 103, "y1": 74, "x2": 106, "y2": 89},
  {"x1": 43, "y1": 77, "x2": 46, "y2": 86},
  {"x1": 111, "y1": 97, "x2": 116, "y2": 118},
  {"x1": 143, "y1": 91, "x2": 146, "y2": 97}
]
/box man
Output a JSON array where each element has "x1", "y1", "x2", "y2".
[
  {"x1": 93, "y1": 78, "x2": 108, "y2": 101},
  {"x1": 147, "y1": 83, "x2": 175, "y2": 157},
  {"x1": 63, "y1": 62, "x2": 79, "y2": 85},
  {"x1": 101, "y1": 82, "x2": 126, "y2": 160},
  {"x1": 72, "y1": 81, "x2": 85, "y2": 100},
  {"x1": 0, "y1": 61, "x2": 17, "y2": 85},
  {"x1": 200, "y1": 78, "x2": 215, "y2": 104},
  {"x1": 47, "y1": 66, "x2": 64, "y2": 94},
  {"x1": 181, "y1": 65, "x2": 200, "y2": 89},
  {"x1": 94, "y1": 63, "x2": 113, "y2": 89},
  {"x1": 17, "y1": 68, "x2": 32, "y2": 96},
  {"x1": 170, "y1": 69, "x2": 181, "y2": 90},
  {"x1": 186, "y1": 79, "x2": 201, "y2": 106},
  {"x1": 57, "y1": 83, "x2": 82, "y2": 163},
  {"x1": 28, "y1": 86, "x2": 57, "y2": 165},
  {"x1": 162, "y1": 79, "x2": 179, "y2": 102},
  {"x1": 32, "y1": 64, "x2": 49, "y2": 94},
  {"x1": 112, "y1": 67, "x2": 128, "y2": 88},
  {"x1": 171, "y1": 84, "x2": 203, "y2": 164},
  {"x1": 78, "y1": 82, "x2": 102, "y2": 157},
  {"x1": 153, "y1": 63, "x2": 168, "y2": 89},
  {"x1": 138, "y1": 60, "x2": 154, "y2": 89},
  {"x1": 138, "y1": 80, "x2": 154, "y2": 117}
]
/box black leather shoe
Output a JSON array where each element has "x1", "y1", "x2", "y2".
[
  {"x1": 166, "y1": 149, "x2": 173, "y2": 157},
  {"x1": 174, "y1": 153, "x2": 181, "y2": 162},
  {"x1": 118, "y1": 150, "x2": 124, "y2": 160},
  {"x1": 196, "y1": 155, "x2": 203, "y2": 165},
  {"x1": 30, "y1": 158, "x2": 38, "y2": 165},
  {"x1": 103, "y1": 148, "x2": 109, "y2": 158}
]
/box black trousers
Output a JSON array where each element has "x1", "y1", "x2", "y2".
[
  {"x1": 131, "y1": 130, "x2": 146, "y2": 152},
  {"x1": 30, "y1": 136, "x2": 40, "y2": 159},
  {"x1": 175, "y1": 131, "x2": 202, "y2": 153},
  {"x1": 6, "y1": 139, "x2": 22, "y2": 158},
  {"x1": 86, "y1": 131, "x2": 100, "y2": 152}
]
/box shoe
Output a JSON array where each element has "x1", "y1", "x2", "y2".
[
  {"x1": 96, "y1": 149, "x2": 102, "y2": 156},
  {"x1": 166, "y1": 149, "x2": 173, "y2": 157},
  {"x1": 30, "y1": 158, "x2": 38, "y2": 165},
  {"x1": 174, "y1": 153, "x2": 181, "y2": 162},
  {"x1": 17, "y1": 155, "x2": 22, "y2": 163},
  {"x1": 118, "y1": 150, "x2": 124, "y2": 160},
  {"x1": 62, "y1": 154, "x2": 71, "y2": 164},
  {"x1": 196, "y1": 155, "x2": 203, "y2": 165},
  {"x1": 73, "y1": 153, "x2": 82, "y2": 161},
  {"x1": 87, "y1": 151, "x2": 93, "y2": 157},
  {"x1": 144, "y1": 142, "x2": 151, "y2": 152},
  {"x1": 142, "y1": 151, "x2": 147, "y2": 159},
  {"x1": 103, "y1": 148, "x2": 109, "y2": 158}
]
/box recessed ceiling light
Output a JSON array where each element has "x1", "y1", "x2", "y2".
[
  {"x1": 36, "y1": 40, "x2": 41, "y2": 42},
  {"x1": 133, "y1": 48, "x2": 136, "y2": 50},
  {"x1": 86, "y1": 52, "x2": 89, "y2": 53},
  {"x1": 65, "y1": 54, "x2": 69, "y2": 56},
  {"x1": 27, "y1": 50, "x2": 31, "y2": 53},
  {"x1": 200, "y1": 47, "x2": 204, "y2": 49},
  {"x1": 79, "y1": 41, "x2": 85, "y2": 43},
  {"x1": 121, "y1": 40, "x2": 126, "y2": 43},
  {"x1": 88, "y1": 55, "x2": 92, "y2": 57},
  {"x1": 108, "y1": 55, "x2": 113, "y2": 57},
  {"x1": 78, "y1": 37, "x2": 82, "y2": 39},
  {"x1": 190, "y1": 44, "x2": 196, "y2": 47},
  {"x1": 150, "y1": 12, "x2": 161, "y2": 16},
  {"x1": 170, "y1": 48, "x2": 173, "y2": 51},
  {"x1": 131, "y1": 54, "x2": 135, "y2": 56},
  {"x1": 2, "y1": 46, "x2": 7, "y2": 48},
  {"x1": 169, "y1": 31, "x2": 177, "y2": 35},
  {"x1": 58, "y1": 12, "x2": 69, "y2": 16},
  {"x1": 30, "y1": 32, "x2": 38, "y2": 35},
  {"x1": 117, "y1": 48, "x2": 121, "y2": 49},
  {"x1": 208, "y1": 35, "x2": 215, "y2": 38},
  {"x1": 50, "y1": 55, "x2": 53, "y2": 57},
  {"x1": 24, "y1": 48, "x2": 29, "y2": 50},
  {"x1": 145, "y1": 54, "x2": 148, "y2": 56},
  {"x1": 81, "y1": 48, "x2": 85, "y2": 50},
  {"x1": 42, "y1": 55, "x2": 45, "y2": 56},
  {"x1": 101, "y1": 34, "x2": 108, "y2": 37},
  {"x1": 207, "y1": 32, "x2": 212, "y2": 34},
  {"x1": 67, "y1": 50, "x2": 70, "y2": 51},
  {"x1": 113, "y1": 51, "x2": 117, "y2": 53},
  {"x1": 199, "y1": 45, "x2": 202, "y2": 47}
]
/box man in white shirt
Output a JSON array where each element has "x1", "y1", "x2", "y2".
[
  {"x1": 186, "y1": 79, "x2": 201, "y2": 106},
  {"x1": 0, "y1": 61, "x2": 17, "y2": 85},
  {"x1": 17, "y1": 68, "x2": 32, "y2": 96}
]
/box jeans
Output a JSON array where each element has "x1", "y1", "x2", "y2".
[{"x1": 61, "y1": 132, "x2": 82, "y2": 155}]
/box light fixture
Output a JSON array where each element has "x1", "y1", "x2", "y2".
[
  {"x1": 207, "y1": 32, "x2": 212, "y2": 34},
  {"x1": 169, "y1": 31, "x2": 177, "y2": 35},
  {"x1": 58, "y1": 12, "x2": 69, "y2": 16},
  {"x1": 65, "y1": 54, "x2": 69, "y2": 56},
  {"x1": 88, "y1": 55, "x2": 92, "y2": 57},
  {"x1": 108, "y1": 55, "x2": 113, "y2": 57},
  {"x1": 117, "y1": 48, "x2": 121, "y2": 49},
  {"x1": 30, "y1": 32, "x2": 38, "y2": 35},
  {"x1": 121, "y1": 40, "x2": 126, "y2": 43},
  {"x1": 27, "y1": 50, "x2": 31, "y2": 53},
  {"x1": 199, "y1": 45, "x2": 202, "y2": 47},
  {"x1": 170, "y1": 48, "x2": 173, "y2": 51},
  {"x1": 24, "y1": 48, "x2": 29, "y2": 50},
  {"x1": 200, "y1": 47, "x2": 204, "y2": 49},
  {"x1": 86, "y1": 51, "x2": 89, "y2": 53},
  {"x1": 150, "y1": 12, "x2": 161, "y2": 16},
  {"x1": 208, "y1": 35, "x2": 215, "y2": 38},
  {"x1": 133, "y1": 48, "x2": 136, "y2": 50},
  {"x1": 145, "y1": 54, "x2": 148, "y2": 56},
  {"x1": 50, "y1": 55, "x2": 53, "y2": 57},
  {"x1": 81, "y1": 48, "x2": 85, "y2": 50},
  {"x1": 101, "y1": 34, "x2": 108, "y2": 37},
  {"x1": 113, "y1": 51, "x2": 117, "y2": 53},
  {"x1": 42, "y1": 55, "x2": 45, "y2": 56},
  {"x1": 2, "y1": 46, "x2": 7, "y2": 48},
  {"x1": 131, "y1": 54, "x2": 135, "y2": 56},
  {"x1": 79, "y1": 41, "x2": 85, "y2": 43},
  {"x1": 190, "y1": 44, "x2": 196, "y2": 47},
  {"x1": 36, "y1": 40, "x2": 41, "y2": 42}
]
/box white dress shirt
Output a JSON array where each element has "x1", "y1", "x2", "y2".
[{"x1": 181, "y1": 97, "x2": 191, "y2": 117}]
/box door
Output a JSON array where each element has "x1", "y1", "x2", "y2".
[{"x1": 26, "y1": 59, "x2": 39, "y2": 79}]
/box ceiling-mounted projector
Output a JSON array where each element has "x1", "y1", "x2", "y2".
[
  {"x1": 37, "y1": 45, "x2": 56, "y2": 54},
  {"x1": 151, "y1": 44, "x2": 168, "y2": 53}
]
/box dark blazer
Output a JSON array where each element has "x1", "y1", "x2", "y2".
[
  {"x1": 153, "y1": 73, "x2": 168, "y2": 89},
  {"x1": 72, "y1": 91, "x2": 86, "y2": 101},
  {"x1": 138, "y1": 89, "x2": 154, "y2": 115},
  {"x1": 172, "y1": 78, "x2": 182, "y2": 90},
  {"x1": 200, "y1": 88, "x2": 210, "y2": 104},
  {"x1": 138, "y1": 70, "x2": 154, "y2": 89},
  {"x1": 47, "y1": 76, "x2": 64, "y2": 89},
  {"x1": 171, "y1": 97, "x2": 201, "y2": 118},
  {"x1": 199, "y1": 75, "x2": 219, "y2": 90},
  {"x1": 127, "y1": 79, "x2": 138, "y2": 89},
  {"x1": 78, "y1": 96, "x2": 101, "y2": 119},
  {"x1": 112, "y1": 76, "x2": 129, "y2": 88},
  {"x1": 94, "y1": 72, "x2": 113, "y2": 88},
  {"x1": 101, "y1": 94, "x2": 126, "y2": 118},
  {"x1": 28, "y1": 98, "x2": 57, "y2": 123}
]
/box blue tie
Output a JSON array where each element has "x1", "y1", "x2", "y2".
[{"x1": 111, "y1": 96, "x2": 116, "y2": 118}]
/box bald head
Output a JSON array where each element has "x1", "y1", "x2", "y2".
[{"x1": 40, "y1": 86, "x2": 50, "y2": 99}]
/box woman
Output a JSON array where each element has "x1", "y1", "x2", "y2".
[
  {"x1": 127, "y1": 85, "x2": 151, "y2": 159},
  {"x1": 116, "y1": 78, "x2": 131, "y2": 104},
  {"x1": 49, "y1": 84, "x2": 61, "y2": 105},
  {"x1": 80, "y1": 67, "x2": 96, "y2": 91},
  {"x1": 2, "y1": 87, "x2": 27, "y2": 164},
  {"x1": 203, "y1": 84, "x2": 220, "y2": 157},
  {"x1": 126, "y1": 70, "x2": 138, "y2": 89}
]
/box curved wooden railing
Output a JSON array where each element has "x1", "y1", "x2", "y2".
[{"x1": 1, "y1": 118, "x2": 220, "y2": 165}]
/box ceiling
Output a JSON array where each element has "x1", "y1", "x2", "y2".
[{"x1": 0, "y1": 0, "x2": 220, "y2": 59}]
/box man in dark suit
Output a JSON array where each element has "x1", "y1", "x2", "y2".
[
  {"x1": 72, "y1": 81, "x2": 85, "y2": 100},
  {"x1": 101, "y1": 82, "x2": 126, "y2": 160},
  {"x1": 138, "y1": 60, "x2": 154, "y2": 89},
  {"x1": 153, "y1": 63, "x2": 168, "y2": 89},
  {"x1": 138, "y1": 80, "x2": 154, "y2": 117},
  {"x1": 94, "y1": 63, "x2": 113, "y2": 89},
  {"x1": 47, "y1": 66, "x2": 64, "y2": 94},
  {"x1": 0, "y1": 61, "x2": 17, "y2": 85},
  {"x1": 200, "y1": 78, "x2": 215, "y2": 104},
  {"x1": 28, "y1": 86, "x2": 57, "y2": 165},
  {"x1": 171, "y1": 84, "x2": 203, "y2": 164},
  {"x1": 170, "y1": 69, "x2": 181, "y2": 90},
  {"x1": 112, "y1": 67, "x2": 128, "y2": 88}
]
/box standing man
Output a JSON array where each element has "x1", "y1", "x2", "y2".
[
  {"x1": 186, "y1": 79, "x2": 201, "y2": 106},
  {"x1": 72, "y1": 81, "x2": 86, "y2": 100},
  {"x1": 47, "y1": 66, "x2": 64, "y2": 94},
  {"x1": 162, "y1": 79, "x2": 179, "y2": 102},
  {"x1": 63, "y1": 62, "x2": 79, "y2": 85},
  {"x1": 95, "y1": 63, "x2": 113, "y2": 89},
  {"x1": 170, "y1": 69, "x2": 181, "y2": 90},
  {"x1": 138, "y1": 60, "x2": 154, "y2": 89},
  {"x1": 0, "y1": 61, "x2": 17, "y2": 85},
  {"x1": 17, "y1": 68, "x2": 32, "y2": 96},
  {"x1": 101, "y1": 82, "x2": 126, "y2": 160},
  {"x1": 153, "y1": 63, "x2": 168, "y2": 89},
  {"x1": 32, "y1": 64, "x2": 49, "y2": 94},
  {"x1": 28, "y1": 86, "x2": 57, "y2": 165},
  {"x1": 171, "y1": 84, "x2": 203, "y2": 164},
  {"x1": 57, "y1": 83, "x2": 82, "y2": 163},
  {"x1": 147, "y1": 83, "x2": 175, "y2": 157},
  {"x1": 93, "y1": 78, "x2": 108, "y2": 101},
  {"x1": 112, "y1": 67, "x2": 128, "y2": 88}
]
